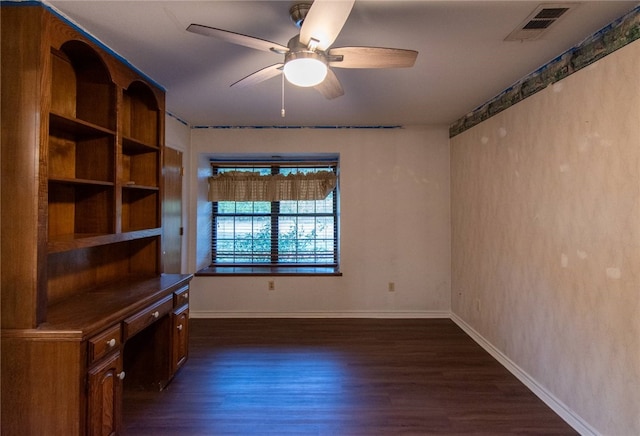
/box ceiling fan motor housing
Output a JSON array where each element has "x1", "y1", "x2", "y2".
[
  {"x1": 285, "y1": 48, "x2": 327, "y2": 66},
  {"x1": 287, "y1": 35, "x2": 326, "y2": 58}
]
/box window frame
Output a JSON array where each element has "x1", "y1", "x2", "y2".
[{"x1": 201, "y1": 159, "x2": 340, "y2": 276}]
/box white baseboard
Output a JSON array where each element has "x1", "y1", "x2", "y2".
[
  {"x1": 450, "y1": 313, "x2": 599, "y2": 436},
  {"x1": 189, "y1": 310, "x2": 450, "y2": 319}
]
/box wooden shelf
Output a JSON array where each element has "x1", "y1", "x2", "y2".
[
  {"x1": 50, "y1": 41, "x2": 115, "y2": 131},
  {"x1": 122, "y1": 189, "x2": 159, "y2": 232},
  {"x1": 50, "y1": 112, "x2": 116, "y2": 138},
  {"x1": 45, "y1": 34, "x2": 162, "y2": 267},
  {"x1": 49, "y1": 113, "x2": 115, "y2": 183},
  {"x1": 123, "y1": 183, "x2": 160, "y2": 191},
  {"x1": 49, "y1": 177, "x2": 115, "y2": 187},
  {"x1": 48, "y1": 183, "x2": 114, "y2": 238},
  {"x1": 48, "y1": 228, "x2": 162, "y2": 254},
  {"x1": 122, "y1": 141, "x2": 159, "y2": 188},
  {"x1": 122, "y1": 82, "x2": 159, "y2": 146},
  {"x1": 123, "y1": 136, "x2": 159, "y2": 154}
]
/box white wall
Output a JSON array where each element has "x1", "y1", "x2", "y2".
[
  {"x1": 185, "y1": 126, "x2": 451, "y2": 317},
  {"x1": 450, "y1": 40, "x2": 640, "y2": 435},
  {"x1": 164, "y1": 114, "x2": 190, "y2": 153}
]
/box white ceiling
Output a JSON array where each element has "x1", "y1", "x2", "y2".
[{"x1": 46, "y1": 1, "x2": 638, "y2": 127}]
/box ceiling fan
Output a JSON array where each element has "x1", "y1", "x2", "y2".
[{"x1": 186, "y1": 0, "x2": 418, "y2": 100}]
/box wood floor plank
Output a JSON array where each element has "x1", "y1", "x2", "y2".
[{"x1": 123, "y1": 319, "x2": 577, "y2": 435}]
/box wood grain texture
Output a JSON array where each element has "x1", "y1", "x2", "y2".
[
  {"x1": 88, "y1": 351, "x2": 123, "y2": 436},
  {"x1": 1, "y1": 336, "x2": 85, "y2": 435},
  {"x1": 123, "y1": 319, "x2": 577, "y2": 435},
  {"x1": 162, "y1": 146, "x2": 183, "y2": 273},
  {"x1": 330, "y1": 47, "x2": 418, "y2": 69},
  {"x1": 1, "y1": 5, "x2": 48, "y2": 328}
]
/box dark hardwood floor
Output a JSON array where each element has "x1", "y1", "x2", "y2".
[{"x1": 123, "y1": 318, "x2": 577, "y2": 435}]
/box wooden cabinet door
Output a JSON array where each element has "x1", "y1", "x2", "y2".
[
  {"x1": 87, "y1": 351, "x2": 123, "y2": 436},
  {"x1": 171, "y1": 305, "x2": 189, "y2": 373}
]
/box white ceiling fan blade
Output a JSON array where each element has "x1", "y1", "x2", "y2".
[
  {"x1": 231, "y1": 64, "x2": 284, "y2": 89},
  {"x1": 329, "y1": 47, "x2": 418, "y2": 68},
  {"x1": 187, "y1": 24, "x2": 288, "y2": 53},
  {"x1": 314, "y1": 68, "x2": 344, "y2": 99},
  {"x1": 299, "y1": 0, "x2": 355, "y2": 51}
]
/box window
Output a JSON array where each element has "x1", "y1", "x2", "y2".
[{"x1": 208, "y1": 158, "x2": 339, "y2": 275}]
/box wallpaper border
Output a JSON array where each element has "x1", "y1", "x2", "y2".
[{"x1": 449, "y1": 5, "x2": 640, "y2": 138}]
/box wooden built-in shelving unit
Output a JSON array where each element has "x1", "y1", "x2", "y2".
[{"x1": 1, "y1": 5, "x2": 191, "y2": 435}]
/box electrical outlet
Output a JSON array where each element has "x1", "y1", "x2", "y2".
[
  {"x1": 388, "y1": 282, "x2": 395, "y2": 292},
  {"x1": 475, "y1": 298, "x2": 481, "y2": 313},
  {"x1": 268, "y1": 280, "x2": 275, "y2": 291}
]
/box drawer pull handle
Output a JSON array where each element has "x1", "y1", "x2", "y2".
[
  {"x1": 106, "y1": 338, "x2": 116, "y2": 347},
  {"x1": 118, "y1": 371, "x2": 126, "y2": 380},
  {"x1": 151, "y1": 311, "x2": 160, "y2": 319},
  {"x1": 177, "y1": 324, "x2": 183, "y2": 331},
  {"x1": 183, "y1": 293, "x2": 188, "y2": 299}
]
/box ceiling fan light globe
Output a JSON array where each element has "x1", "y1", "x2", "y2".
[{"x1": 284, "y1": 56, "x2": 327, "y2": 87}]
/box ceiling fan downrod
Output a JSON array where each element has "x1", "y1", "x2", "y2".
[{"x1": 289, "y1": 2, "x2": 312, "y2": 28}]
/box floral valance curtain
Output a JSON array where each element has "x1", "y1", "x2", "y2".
[{"x1": 208, "y1": 170, "x2": 337, "y2": 202}]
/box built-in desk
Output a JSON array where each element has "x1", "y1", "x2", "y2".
[{"x1": 1, "y1": 273, "x2": 192, "y2": 435}]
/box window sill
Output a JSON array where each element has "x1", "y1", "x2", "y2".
[{"x1": 196, "y1": 266, "x2": 342, "y2": 276}]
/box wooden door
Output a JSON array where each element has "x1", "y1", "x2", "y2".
[{"x1": 163, "y1": 147, "x2": 183, "y2": 273}]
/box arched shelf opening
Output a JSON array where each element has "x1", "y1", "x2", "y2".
[
  {"x1": 123, "y1": 80, "x2": 160, "y2": 146},
  {"x1": 52, "y1": 40, "x2": 115, "y2": 130}
]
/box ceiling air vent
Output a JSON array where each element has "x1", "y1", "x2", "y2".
[{"x1": 505, "y1": 3, "x2": 577, "y2": 41}]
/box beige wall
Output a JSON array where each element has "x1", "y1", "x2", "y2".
[
  {"x1": 450, "y1": 40, "x2": 640, "y2": 435},
  {"x1": 186, "y1": 126, "x2": 451, "y2": 317}
]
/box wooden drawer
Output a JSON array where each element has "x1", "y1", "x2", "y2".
[
  {"x1": 88, "y1": 324, "x2": 121, "y2": 364},
  {"x1": 173, "y1": 285, "x2": 189, "y2": 308},
  {"x1": 123, "y1": 295, "x2": 173, "y2": 340}
]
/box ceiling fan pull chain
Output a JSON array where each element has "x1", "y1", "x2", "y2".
[{"x1": 281, "y1": 72, "x2": 286, "y2": 118}]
